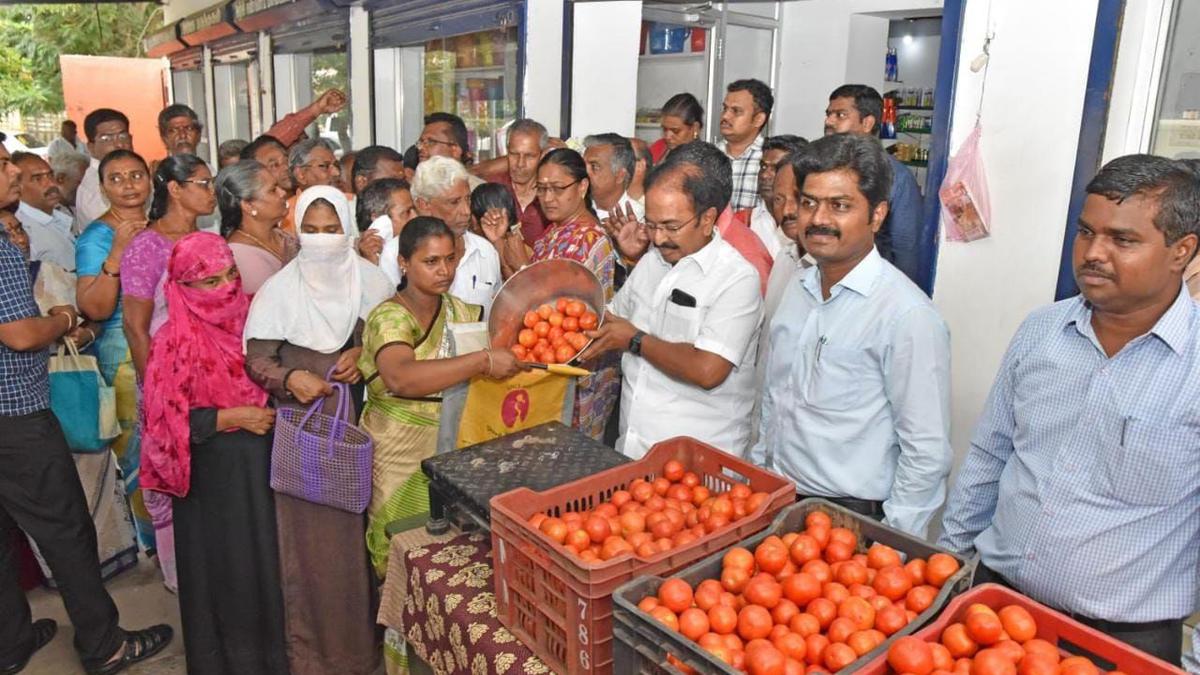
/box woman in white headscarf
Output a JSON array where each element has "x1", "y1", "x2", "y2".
[{"x1": 243, "y1": 185, "x2": 391, "y2": 675}]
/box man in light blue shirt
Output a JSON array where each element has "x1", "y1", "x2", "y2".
[
  {"x1": 750, "y1": 133, "x2": 951, "y2": 538},
  {"x1": 939, "y1": 155, "x2": 1200, "y2": 666}
]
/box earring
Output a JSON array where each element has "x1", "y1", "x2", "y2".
[{"x1": 251, "y1": 210, "x2": 258, "y2": 217}]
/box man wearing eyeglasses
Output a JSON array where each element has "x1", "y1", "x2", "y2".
[
  {"x1": 417, "y1": 113, "x2": 472, "y2": 165},
  {"x1": 73, "y1": 108, "x2": 133, "y2": 234},
  {"x1": 13, "y1": 152, "x2": 75, "y2": 273},
  {"x1": 580, "y1": 142, "x2": 763, "y2": 460}
]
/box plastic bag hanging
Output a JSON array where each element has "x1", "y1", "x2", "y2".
[{"x1": 939, "y1": 124, "x2": 992, "y2": 242}]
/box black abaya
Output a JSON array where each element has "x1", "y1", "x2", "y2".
[{"x1": 172, "y1": 408, "x2": 288, "y2": 675}]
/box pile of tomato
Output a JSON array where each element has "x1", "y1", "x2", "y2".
[
  {"x1": 526, "y1": 459, "x2": 773, "y2": 562},
  {"x1": 885, "y1": 605, "x2": 1128, "y2": 675},
  {"x1": 510, "y1": 296, "x2": 600, "y2": 365},
  {"x1": 634, "y1": 510, "x2": 963, "y2": 675}
]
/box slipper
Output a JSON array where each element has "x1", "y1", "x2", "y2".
[
  {"x1": 85, "y1": 624, "x2": 173, "y2": 675},
  {"x1": 0, "y1": 618, "x2": 57, "y2": 675}
]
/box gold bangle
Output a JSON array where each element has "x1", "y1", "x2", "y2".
[
  {"x1": 101, "y1": 263, "x2": 120, "y2": 278},
  {"x1": 484, "y1": 349, "x2": 494, "y2": 377}
]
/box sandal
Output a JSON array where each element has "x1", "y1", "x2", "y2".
[
  {"x1": 85, "y1": 624, "x2": 173, "y2": 675},
  {"x1": 0, "y1": 618, "x2": 57, "y2": 675}
]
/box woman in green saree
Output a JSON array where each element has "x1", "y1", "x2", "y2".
[{"x1": 359, "y1": 216, "x2": 524, "y2": 575}]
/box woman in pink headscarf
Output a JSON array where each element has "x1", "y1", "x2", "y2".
[{"x1": 140, "y1": 232, "x2": 288, "y2": 675}]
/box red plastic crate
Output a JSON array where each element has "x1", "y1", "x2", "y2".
[
  {"x1": 489, "y1": 437, "x2": 795, "y2": 675},
  {"x1": 856, "y1": 584, "x2": 1186, "y2": 674},
  {"x1": 611, "y1": 499, "x2": 974, "y2": 675}
]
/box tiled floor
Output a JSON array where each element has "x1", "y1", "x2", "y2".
[{"x1": 21, "y1": 557, "x2": 184, "y2": 675}]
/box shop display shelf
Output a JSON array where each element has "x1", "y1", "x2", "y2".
[
  {"x1": 490, "y1": 437, "x2": 795, "y2": 674},
  {"x1": 611, "y1": 499, "x2": 975, "y2": 675}
]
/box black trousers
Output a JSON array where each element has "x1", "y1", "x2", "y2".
[
  {"x1": 796, "y1": 493, "x2": 885, "y2": 520},
  {"x1": 974, "y1": 563, "x2": 1183, "y2": 667},
  {"x1": 0, "y1": 409, "x2": 124, "y2": 668}
]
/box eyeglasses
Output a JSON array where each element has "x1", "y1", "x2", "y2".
[
  {"x1": 105, "y1": 170, "x2": 148, "y2": 185},
  {"x1": 300, "y1": 161, "x2": 336, "y2": 172},
  {"x1": 180, "y1": 178, "x2": 216, "y2": 190},
  {"x1": 416, "y1": 137, "x2": 457, "y2": 150},
  {"x1": 533, "y1": 180, "x2": 579, "y2": 198},
  {"x1": 164, "y1": 124, "x2": 200, "y2": 137},
  {"x1": 643, "y1": 213, "x2": 699, "y2": 233},
  {"x1": 96, "y1": 132, "x2": 132, "y2": 144}
]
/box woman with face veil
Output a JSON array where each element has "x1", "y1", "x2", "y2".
[
  {"x1": 140, "y1": 232, "x2": 287, "y2": 674},
  {"x1": 243, "y1": 185, "x2": 392, "y2": 675}
]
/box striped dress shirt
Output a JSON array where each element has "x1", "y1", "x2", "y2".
[{"x1": 939, "y1": 286, "x2": 1200, "y2": 622}]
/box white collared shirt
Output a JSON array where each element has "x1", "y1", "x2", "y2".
[
  {"x1": 609, "y1": 232, "x2": 763, "y2": 460},
  {"x1": 748, "y1": 202, "x2": 786, "y2": 260},
  {"x1": 750, "y1": 247, "x2": 952, "y2": 537},
  {"x1": 47, "y1": 136, "x2": 88, "y2": 161},
  {"x1": 73, "y1": 158, "x2": 107, "y2": 235},
  {"x1": 16, "y1": 201, "x2": 76, "y2": 272},
  {"x1": 449, "y1": 231, "x2": 501, "y2": 317},
  {"x1": 594, "y1": 191, "x2": 645, "y2": 222}
]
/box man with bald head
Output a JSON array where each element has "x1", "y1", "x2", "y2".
[{"x1": 13, "y1": 152, "x2": 75, "y2": 272}]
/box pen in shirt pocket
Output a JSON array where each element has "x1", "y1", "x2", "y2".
[
  {"x1": 815, "y1": 335, "x2": 828, "y2": 362},
  {"x1": 1120, "y1": 416, "x2": 1129, "y2": 446}
]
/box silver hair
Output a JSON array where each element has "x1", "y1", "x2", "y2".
[
  {"x1": 50, "y1": 151, "x2": 90, "y2": 180},
  {"x1": 288, "y1": 138, "x2": 337, "y2": 175},
  {"x1": 215, "y1": 159, "x2": 268, "y2": 236},
  {"x1": 411, "y1": 155, "x2": 469, "y2": 201},
  {"x1": 508, "y1": 118, "x2": 549, "y2": 150},
  {"x1": 583, "y1": 133, "x2": 636, "y2": 189}
]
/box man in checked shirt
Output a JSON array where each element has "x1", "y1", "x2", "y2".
[
  {"x1": 718, "y1": 79, "x2": 773, "y2": 212},
  {"x1": 939, "y1": 154, "x2": 1200, "y2": 666}
]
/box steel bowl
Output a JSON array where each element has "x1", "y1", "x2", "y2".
[{"x1": 487, "y1": 259, "x2": 606, "y2": 360}]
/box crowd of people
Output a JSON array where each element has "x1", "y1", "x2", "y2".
[{"x1": 0, "y1": 73, "x2": 1198, "y2": 675}]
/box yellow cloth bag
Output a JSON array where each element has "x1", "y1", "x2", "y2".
[{"x1": 455, "y1": 370, "x2": 573, "y2": 448}]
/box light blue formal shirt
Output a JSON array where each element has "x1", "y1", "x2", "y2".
[
  {"x1": 939, "y1": 286, "x2": 1200, "y2": 622},
  {"x1": 749, "y1": 247, "x2": 952, "y2": 537}
]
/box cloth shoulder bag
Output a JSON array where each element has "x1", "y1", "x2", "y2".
[
  {"x1": 49, "y1": 340, "x2": 119, "y2": 452},
  {"x1": 271, "y1": 367, "x2": 374, "y2": 513}
]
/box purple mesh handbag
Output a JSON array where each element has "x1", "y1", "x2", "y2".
[{"x1": 270, "y1": 371, "x2": 373, "y2": 513}]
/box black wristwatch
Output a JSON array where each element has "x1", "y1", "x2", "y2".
[{"x1": 628, "y1": 331, "x2": 646, "y2": 356}]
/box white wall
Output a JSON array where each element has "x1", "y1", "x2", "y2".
[
  {"x1": 570, "y1": 1, "x2": 643, "y2": 137},
  {"x1": 773, "y1": 0, "x2": 943, "y2": 139},
  {"x1": 887, "y1": 26, "x2": 941, "y2": 91},
  {"x1": 931, "y1": 0, "x2": 1099, "y2": 489},
  {"x1": 524, "y1": 0, "x2": 565, "y2": 136}
]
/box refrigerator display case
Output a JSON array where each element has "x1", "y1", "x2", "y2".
[
  {"x1": 634, "y1": 2, "x2": 779, "y2": 146},
  {"x1": 371, "y1": 1, "x2": 524, "y2": 162}
]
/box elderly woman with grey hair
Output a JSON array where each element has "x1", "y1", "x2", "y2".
[
  {"x1": 217, "y1": 159, "x2": 298, "y2": 295},
  {"x1": 282, "y1": 138, "x2": 342, "y2": 234}
]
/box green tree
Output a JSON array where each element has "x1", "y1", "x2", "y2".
[{"x1": 0, "y1": 3, "x2": 162, "y2": 114}]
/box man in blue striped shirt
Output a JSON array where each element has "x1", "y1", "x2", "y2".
[{"x1": 939, "y1": 155, "x2": 1200, "y2": 666}]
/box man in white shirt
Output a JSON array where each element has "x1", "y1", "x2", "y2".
[
  {"x1": 74, "y1": 109, "x2": 133, "y2": 233},
  {"x1": 46, "y1": 120, "x2": 88, "y2": 161},
  {"x1": 12, "y1": 152, "x2": 75, "y2": 272},
  {"x1": 583, "y1": 133, "x2": 645, "y2": 222},
  {"x1": 750, "y1": 134, "x2": 951, "y2": 537},
  {"x1": 411, "y1": 156, "x2": 500, "y2": 315},
  {"x1": 581, "y1": 142, "x2": 763, "y2": 459},
  {"x1": 744, "y1": 135, "x2": 808, "y2": 260}
]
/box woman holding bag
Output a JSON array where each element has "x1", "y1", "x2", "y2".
[
  {"x1": 243, "y1": 185, "x2": 391, "y2": 675},
  {"x1": 140, "y1": 231, "x2": 288, "y2": 675}
]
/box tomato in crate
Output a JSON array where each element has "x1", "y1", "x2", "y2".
[{"x1": 490, "y1": 437, "x2": 795, "y2": 674}]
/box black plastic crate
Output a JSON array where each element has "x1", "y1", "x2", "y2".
[
  {"x1": 422, "y1": 421, "x2": 629, "y2": 532},
  {"x1": 611, "y1": 498, "x2": 975, "y2": 675}
]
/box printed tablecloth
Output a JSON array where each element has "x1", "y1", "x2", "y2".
[{"x1": 379, "y1": 529, "x2": 548, "y2": 675}]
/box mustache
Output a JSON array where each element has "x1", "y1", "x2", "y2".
[
  {"x1": 656, "y1": 241, "x2": 680, "y2": 251},
  {"x1": 805, "y1": 225, "x2": 841, "y2": 239},
  {"x1": 1078, "y1": 262, "x2": 1113, "y2": 279},
  {"x1": 44, "y1": 187, "x2": 61, "y2": 198}
]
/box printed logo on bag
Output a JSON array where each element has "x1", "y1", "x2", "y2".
[{"x1": 500, "y1": 389, "x2": 530, "y2": 428}]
